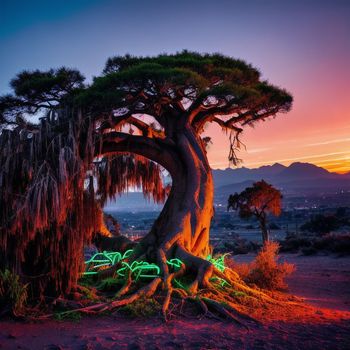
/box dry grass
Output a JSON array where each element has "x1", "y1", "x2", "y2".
[
  {"x1": 0, "y1": 269, "x2": 28, "y2": 317},
  {"x1": 227, "y1": 241, "x2": 295, "y2": 291}
]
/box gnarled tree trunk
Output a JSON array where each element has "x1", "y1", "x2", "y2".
[{"x1": 103, "y1": 125, "x2": 215, "y2": 289}]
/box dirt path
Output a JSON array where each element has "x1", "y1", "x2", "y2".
[{"x1": 0, "y1": 254, "x2": 349, "y2": 350}]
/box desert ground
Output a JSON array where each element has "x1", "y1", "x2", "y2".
[{"x1": 1, "y1": 254, "x2": 349, "y2": 350}]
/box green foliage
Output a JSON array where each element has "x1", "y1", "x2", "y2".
[
  {"x1": 0, "y1": 269, "x2": 28, "y2": 316},
  {"x1": 0, "y1": 68, "x2": 85, "y2": 122},
  {"x1": 54, "y1": 310, "x2": 82, "y2": 322},
  {"x1": 10, "y1": 68, "x2": 84, "y2": 99},
  {"x1": 103, "y1": 51, "x2": 260, "y2": 80},
  {"x1": 206, "y1": 253, "x2": 228, "y2": 272},
  {"x1": 119, "y1": 296, "x2": 161, "y2": 318},
  {"x1": 96, "y1": 277, "x2": 124, "y2": 292},
  {"x1": 89, "y1": 50, "x2": 292, "y2": 117}
]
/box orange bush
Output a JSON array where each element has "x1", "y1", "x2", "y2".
[{"x1": 227, "y1": 241, "x2": 295, "y2": 291}]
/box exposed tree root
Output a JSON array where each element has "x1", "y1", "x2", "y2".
[
  {"x1": 39, "y1": 243, "x2": 303, "y2": 324},
  {"x1": 202, "y1": 298, "x2": 250, "y2": 329}
]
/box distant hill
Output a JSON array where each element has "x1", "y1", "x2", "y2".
[
  {"x1": 213, "y1": 162, "x2": 350, "y2": 197},
  {"x1": 104, "y1": 193, "x2": 163, "y2": 212},
  {"x1": 212, "y1": 163, "x2": 285, "y2": 187},
  {"x1": 105, "y1": 162, "x2": 350, "y2": 211}
]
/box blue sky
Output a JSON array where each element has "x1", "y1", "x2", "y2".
[
  {"x1": 1, "y1": 0, "x2": 350, "y2": 171},
  {"x1": 2, "y1": 0, "x2": 348, "y2": 92}
]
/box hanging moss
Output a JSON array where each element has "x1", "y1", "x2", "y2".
[{"x1": 0, "y1": 109, "x2": 165, "y2": 299}]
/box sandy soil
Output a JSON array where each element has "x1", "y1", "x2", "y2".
[{"x1": 1, "y1": 254, "x2": 349, "y2": 350}]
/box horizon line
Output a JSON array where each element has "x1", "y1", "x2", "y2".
[{"x1": 210, "y1": 160, "x2": 349, "y2": 175}]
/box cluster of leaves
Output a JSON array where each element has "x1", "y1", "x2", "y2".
[
  {"x1": 227, "y1": 180, "x2": 282, "y2": 219},
  {"x1": 0, "y1": 269, "x2": 28, "y2": 316}
]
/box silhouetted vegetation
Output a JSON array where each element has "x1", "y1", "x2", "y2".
[
  {"x1": 228, "y1": 180, "x2": 282, "y2": 244},
  {"x1": 300, "y1": 214, "x2": 341, "y2": 235},
  {"x1": 280, "y1": 233, "x2": 350, "y2": 256}
]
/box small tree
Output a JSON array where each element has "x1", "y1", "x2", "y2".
[{"x1": 228, "y1": 180, "x2": 282, "y2": 244}]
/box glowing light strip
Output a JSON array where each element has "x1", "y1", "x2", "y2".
[
  {"x1": 206, "y1": 254, "x2": 229, "y2": 272},
  {"x1": 83, "y1": 249, "x2": 228, "y2": 284}
]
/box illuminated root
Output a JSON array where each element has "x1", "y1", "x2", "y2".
[
  {"x1": 202, "y1": 298, "x2": 250, "y2": 328},
  {"x1": 42, "y1": 277, "x2": 162, "y2": 319},
  {"x1": 109, "y1": 277, "x2": 161, "y2": 308},
  {"x1": 115, "y1": 271, "x2": 132, "y2": 297},
  {"x1": 43, "y1": 245, "x2": 301, "y2": 323},
  {"x1": 175, "y1": 245, "x2": 214, "y2": 294}
]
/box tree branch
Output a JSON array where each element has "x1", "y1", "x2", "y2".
[{"x1": 100, "y1": 132, "x2": 178, "y2": 176}]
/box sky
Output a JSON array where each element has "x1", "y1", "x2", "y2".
[{"x1": 1, "y1": 0, "x2": 349, "y2": 173}]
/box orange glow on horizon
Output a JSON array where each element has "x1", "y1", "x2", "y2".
[
  {"x1": 205, "y1": 63, "x2": 350, "y2": 175},
  {"x1": 206, "y1": 123, "x2": 350, "y2": 174},
  {"x1": 207, "y1": 132, "x2": 350, "y2": 174}
]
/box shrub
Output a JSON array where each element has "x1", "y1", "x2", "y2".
[
  {"x1": 227, "y1": 241, "x2": 295, "y2": 291},
  {"x1": 279, "y1": 235, "x2": 312, "y2": 252},
  {"x1": 313, "y1": 233, "x2": 350, "y2": 255},
  {"x1": 300, "y1": 214, "x2": 340, "y2": 235},
  {"x1": 247, "y1": 241, "x2": 295, "y2": 290},
  {"x1": 119, "y1": 296, "x2": 161, "y2": 318},
  {"x1": 0, "y1": 269, "x2": 28, "y2": 316},
  {"x1": 226, "y1": 258, "x2": 251, "y2": 281}
]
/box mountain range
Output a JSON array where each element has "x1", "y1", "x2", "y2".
[
  {"x1": 105, "y1": 162, "x2": 350, "y2": 211},
  {"x1": 213, "y1": 162, "x2": 350, "y2": 198}
]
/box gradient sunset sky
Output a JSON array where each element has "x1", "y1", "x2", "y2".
[{"x1": 1, "y1": 0, "x2": 349, "y2": 173}]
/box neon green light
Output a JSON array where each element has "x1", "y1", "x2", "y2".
[
  {"x1": 210, "y1": 276, "x2": 230, "y2": 287},
  {"x1": 83, "y1": 250, "x2": 229, "y2": 286},
  {"x1": 173, "y1": 278, "x2": 186, "y2": 290},
  {"x1": 206, "y1": 253, "x2": 229, "y2": 272},
  {"x1": 92, "y1": 263, "x2": 111, "y2": 269},
  {"x1": 167, "y1": 258, "x2": 183, "y2": 270},
  {"x1": 116, "y1": 261, "x2": 161, "y2": 280},
  {"x1": 122, "y1": 249, "x2": 134, "y2": 259}
]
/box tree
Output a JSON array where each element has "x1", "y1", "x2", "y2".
[
  {"x1": 0, "y1": 52, "x2": 292, "y2": 317},
  {"x1": 227, "y1": 180, "x2": 282, "y2": 244}
]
